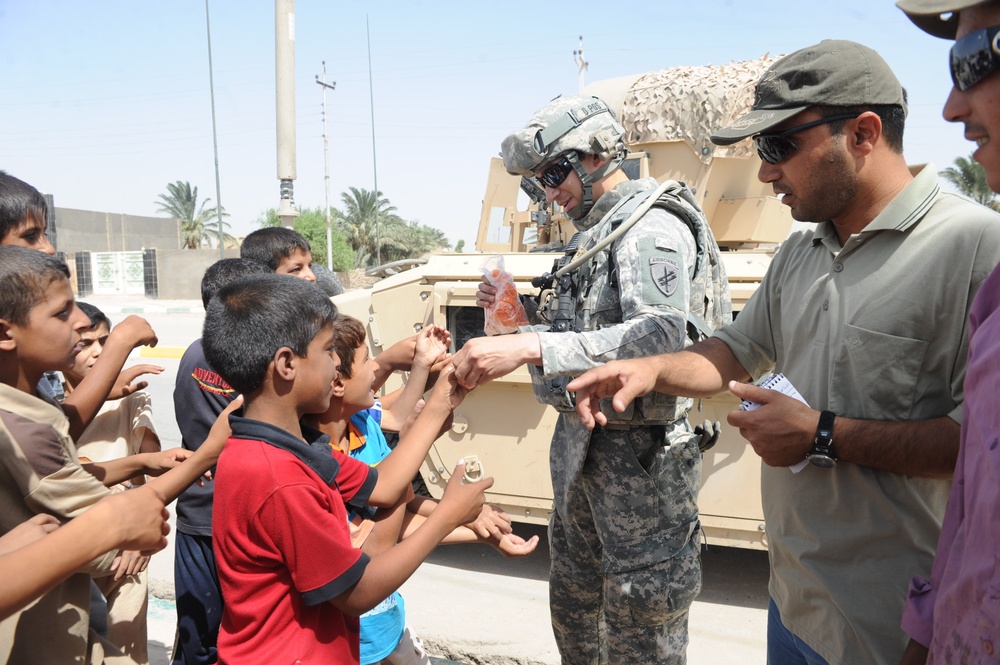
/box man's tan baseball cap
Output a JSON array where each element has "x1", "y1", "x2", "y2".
[{"x1": 896, "y1": 0, "x2": 993, "y2": 39}]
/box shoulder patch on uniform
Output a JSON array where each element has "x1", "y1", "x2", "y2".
[
  {"x1": 654, "y1": 238, "x2": 679, "y2": 253},
  {"x1": 650, "y1": 258, "x2": 680, "y2": 297}
]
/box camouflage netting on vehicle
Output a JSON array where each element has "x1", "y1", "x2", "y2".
[{"x1": 620, "y1": 55, "x2": 783, "y2": 164}]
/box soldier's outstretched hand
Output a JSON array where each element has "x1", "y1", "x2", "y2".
[
  {"x1": 567, "y1": 359, "x2": 658, "y2": 429},
  {"x1": 451, "y1": 333, "x2": 540, "y2": 389}
]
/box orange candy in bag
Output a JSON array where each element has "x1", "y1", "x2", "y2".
[{"x1": 482, "y1": 255, "x2": 529, "y2": 336}]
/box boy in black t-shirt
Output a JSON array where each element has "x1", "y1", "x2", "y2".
[{"x1": 171, "y1": 258, "x2": 268, "y2": 665}]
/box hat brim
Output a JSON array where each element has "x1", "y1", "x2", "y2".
[
  {"x1": 710, "y1": 106, "x2": 807, "y2": 146},
  {"x1": 896, "y1": 0, "x2": 984, "y2": 39}
]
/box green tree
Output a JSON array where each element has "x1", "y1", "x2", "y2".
[
  {"x1": 454, "y1": 239, "x2": 466, "y2": 253},
  {"x1": 940, "y1": 154, "x2": 1000, "y2": 212},
  {"x1": 333, "y1": 187, "x2": 450, "y2": 267},
  {"x1": 333, "y1": 187, "x2": 405, "y2": 268},
  {"x1": 255, "y1": 207, "x2": 355, "y2": 271},
  {"x1": 155, "y1": 181, "x2": 234, "y2": 249}
]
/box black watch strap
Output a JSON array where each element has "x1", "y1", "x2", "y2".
[
  {"x1": 816, "y1": 410, "x2": 835, "y2": 444},
  {"x1": 807, "y1": 410, "x2": 837, "y2": 468}
]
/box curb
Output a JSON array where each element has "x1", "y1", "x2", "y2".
[
  {"x1": 140, "y1": 346, "x2": 186, "y2": 359},
  {"x1": 107, "y1": 306, "x2": 202, "y2": 315}
]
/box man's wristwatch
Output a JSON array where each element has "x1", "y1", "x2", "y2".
[{"x1": 806, "y1": 410, "x2": 837, "y2": 468}]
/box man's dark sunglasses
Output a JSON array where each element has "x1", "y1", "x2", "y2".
[
  {"x1": 536, "y1": 155, "x2": 574, "y2": 188},
  {"x1": 753, "y1": 113, "x2": 861, "y2": 165},
  {"x1": 950, "y1": 24, "x2": 1000, "y2": 92}
]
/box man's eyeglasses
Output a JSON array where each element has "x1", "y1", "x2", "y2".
[
  {"x1": 536, "y1": 155, "x2": 574, "y2": 189},
  {"x1": 753, "y1": 113, "x2": 861, "y2": 165},
  {"x1": 950, "y1": 25, "x2": 1000, "y2": 92}
]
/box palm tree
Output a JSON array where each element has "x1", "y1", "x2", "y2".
[
  {"x1": 332, "y1": 187, "x2": 452, "y2": 268},
  {"x1": 333, "y1": 187, "x2": 405, "y2": 267},
  {"x1": 155, "y1": 181, "x2": 234, "y2": 249},
  {"x1": 940, "y1": 155, "x2": 1000, "y2": 212}
]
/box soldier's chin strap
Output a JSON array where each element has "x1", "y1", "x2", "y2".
[
  {"x1": 557, "y1": 178, "x2": 680, "y2": 276},
  {"x1": 564, "y1": 151, "x2": 625, "y2": 220}
]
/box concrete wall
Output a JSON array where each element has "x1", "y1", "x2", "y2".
[
  {"x1": 54, "y1": 207, "x2": 180, "y2": 254},
  {"x1": 154, "y1": 248, "x2": 241, "y2": 300}
]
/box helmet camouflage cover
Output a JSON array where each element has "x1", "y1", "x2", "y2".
[{"x1": 501, "y1": 95, "x2": 627, "y2": 176}]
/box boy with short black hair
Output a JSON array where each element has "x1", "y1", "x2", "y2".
[
  {"x1": 240, "y1": 226, "x2": 316, "y2": 282},
  {"x1": 172, "y1": 257, "x2": 269, "y2": 665},
  {"x1": 0, "y1": 245, "x2": 238, "y2": 664},
  {"x1": 0, "y1": 170, "x2": 159, "y2": 442},
  {"x1": 305, "y1": 314, "x2": 538, "y2": 665},
  {"x1": 203, "y1": 274, "x2": 490, "y2": 664},
  {"x1": 0, "y1": 169, "x2": 55, "y2": 254}
]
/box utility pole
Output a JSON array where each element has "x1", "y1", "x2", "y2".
[
  {"x1": 315, "y1": 62, "x2": 335, "y2": 270},
  {"x1": 275, "y1": 0, "x2": 298, "y2": 227},
  {"x1": 205, "y1": 0, "x2": 224, "y2": 258},
  {"x1": 367, "y1": 15, "x2": 380, "y2": 266},
  {"x1": 574, "y1": 35, "x2": 588, "y2": 93}
]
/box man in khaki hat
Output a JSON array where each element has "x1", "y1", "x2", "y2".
[
  {"x1": 566, "y1": 39, "x2": 1000, "y2": 665},
  {"x1": 897, "y1": 2, "x2": 1000, "y2": 663}
]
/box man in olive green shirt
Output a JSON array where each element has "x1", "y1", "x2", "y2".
[{"x1": 568, "y1": 40, "x2": 1000, "y2": 664}]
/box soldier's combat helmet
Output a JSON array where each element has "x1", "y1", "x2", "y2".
[{"x1": 500, "y1": 95, "x2": 627, "y2": 220}]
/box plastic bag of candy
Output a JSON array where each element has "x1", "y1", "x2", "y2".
[{"x1": 481, "y1": 255, "x2": 528, "y2": 336}]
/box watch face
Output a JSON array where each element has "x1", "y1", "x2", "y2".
[{"x1": 807, "y1": 453, "x2": 837, "y2": 469}]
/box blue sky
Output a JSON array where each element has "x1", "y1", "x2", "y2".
[{"x1": 0, "y1": 1, "x2": 965, "y2": 251}]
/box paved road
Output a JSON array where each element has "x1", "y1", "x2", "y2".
[{"x1": 82, "y1": 294, "x2": 769, "y2": 664}]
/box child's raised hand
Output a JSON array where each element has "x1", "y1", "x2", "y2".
[
  {"x1": 490, "y1": 532, "x2": 540, "y2": 559},
  {"x1": 144, "y1": 448, "x2": 194, "y2": 475},
  {"x1": 199, "y1": 395, "x2": 244, "y2": 462},
  {"x1": 438, "y1": 460, "x2": 493, "y2": 527},
  {"x1": 110, "y1": 315, "x2": 159, "y2": 350},
  {"x1": 97, "y1": 486, "x2": 170, "y2": 556},
  {"x1": 0, "y1": 514, "x2": 60, "y2": 556},
  {"x1": 108, "y1": 364, "x2": 165, "y2": 400},
  {"x1": 428, "y1": 364, "x2": 469, "y2": 411},
  {"x1": 413, "y1": 324, "x2": 451, "y2": 369},
  {"x1": 465, "y1": 503, "x2": 513, "y2": 540}
]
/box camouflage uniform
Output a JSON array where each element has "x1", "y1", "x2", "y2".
[
  {"x1": 500, "y1": 95, "x2": 729, "y2": 663},
  {"x1": 528, "y1": 177, "x2": 728, "y2": 664}
]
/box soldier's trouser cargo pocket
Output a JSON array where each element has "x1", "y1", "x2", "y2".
[{"x1": 583, "y1": 422, "x2": 701, "y2": 573}]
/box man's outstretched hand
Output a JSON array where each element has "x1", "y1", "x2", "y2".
[{"x1": 566, "y1": 359, "x2": 658, "y2": 430}]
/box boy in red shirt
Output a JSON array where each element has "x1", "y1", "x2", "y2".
[{"x1": 203, "y1": 274, "x2": 490, "y2": 664}]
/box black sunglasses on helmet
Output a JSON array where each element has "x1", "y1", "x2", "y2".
[
  {"x1": 536, "y1": 154, "x2": 574, "y2": 189},
  {"x1": 950, "y1": 24, "x2": 1000, "y2": 92},
  {"x1": 753, "y1": 113, "x2": 862, "y2": 165}
]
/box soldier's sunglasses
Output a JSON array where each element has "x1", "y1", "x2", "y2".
[
  {"x1": 950, "y1": 24, "x2": 1000, "y2": 92},
  {"x1": 536, "y1": 155, "x2": 574, "y2": 188},
  {"x1": 753, "y1": 113, "x2": 861, "y2": 165}
]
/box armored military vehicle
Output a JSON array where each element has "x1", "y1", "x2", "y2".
[{"x1": 333, "y1": 55, "x2": 793, "y2": 550}]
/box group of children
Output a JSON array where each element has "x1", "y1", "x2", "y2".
[{"x1": 0, "y1": 170, "x2": 537, "y2": 665}]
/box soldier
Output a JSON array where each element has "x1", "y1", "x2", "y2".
[{"x1": 451, "y1": 94, "x2": 730, "y2": 664}]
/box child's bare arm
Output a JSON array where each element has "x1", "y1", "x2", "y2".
[
  {"x1": 144, "y1": 396, "x2": 242, "y2": 503},
  {"x1": 366, "y1": 367, "x2": 468, "y2": 507},
  {"x1": 61, "y1": 316, "x2": 159, "y2": 441},
  {"x1": 331, "y1": 461, "x2": 491, "y2": 616},
  {"x1": 400, "y1": 497, "x2": 539, "y2": 558},
  {"x1": 360, "y1": 486, "x2": 413, "y2": 557},
  {"x1": 0, "y1": 486, "x2": 169, "y2": 621},
  {"x1": 82, "y1": 447, "x2": 192, "y2": 487},
  {"x1": 381, "y1": 325, "x2": 450, "y2": 432},
  {"x1": 371, "y1": 335, "x2": 417, "y2": 392},
  {"x1": 129, "y1": 428, "x2": 161, "y2": 486}
]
